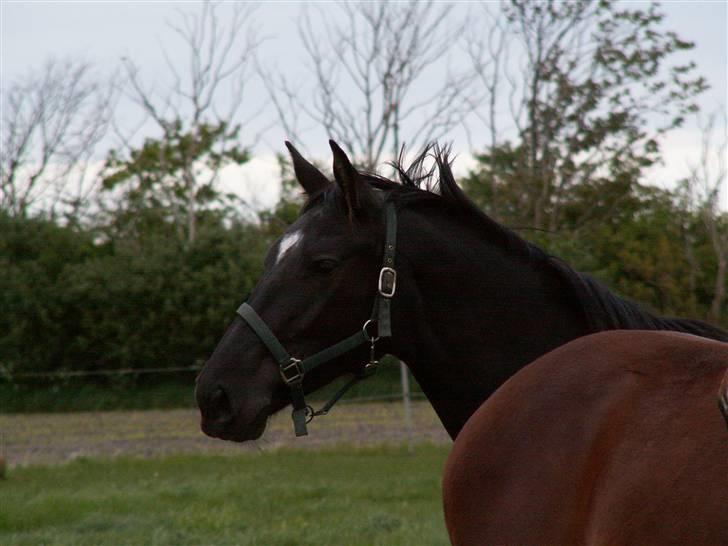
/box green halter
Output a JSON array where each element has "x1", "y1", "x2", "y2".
[{"x1": 236, "y1": 202, "x2": 398, "y2": 436}]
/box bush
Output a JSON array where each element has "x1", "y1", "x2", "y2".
[{"x1": 0, "y1": 213, "x2": 268, "y2": 377}]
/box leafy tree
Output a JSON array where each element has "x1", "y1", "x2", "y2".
[
  {"x1": 107, "y1": 1, "x2": 260, "y2": 245},
  {"x1": 677, "y1": 112, "x2": 727, "y2": 324},
  {"x1": 465, "y1": 0, "x2": 707, "y2": 232},
  {"x1": 460, "y1": 1, "x2": 723, "y2": 326},
  {"x1": 100, "y1": 120, "x2": 249, "y2": 245}
]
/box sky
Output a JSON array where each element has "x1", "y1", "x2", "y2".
[{"x1": 2, "y1": 1, "x2": 727, "y2": 210}]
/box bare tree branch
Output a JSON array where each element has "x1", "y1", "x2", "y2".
[
  {"x1": 1, "y1": 58, "x2": 116, "y2": 219},
  {"x1": 262, "y1": 0, "x2": 478, "y2": 171},
  {"x1": 684, "y1": 110, "x2": 728, "y2": 322},
  {"x1": 114, "y1": 0, "x2": 262, "y2": 244}
]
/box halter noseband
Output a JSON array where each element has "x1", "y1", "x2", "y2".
[{"x1": 236, "y1": 201, "x2": 398, "y2": 436}]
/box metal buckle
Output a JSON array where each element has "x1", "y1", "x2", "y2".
[
  {"x1": 378, "y1": 267, "x2": 397, "y2": 298},
  {"x1": 280, "y1": 358, "x2": 304, "y2": 384}
]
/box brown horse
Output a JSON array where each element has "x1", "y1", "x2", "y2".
[
  {"x1": 443, "y1": 330, "x2": 728, "y2": 546},
  {"x1": 720, "y1": 368, "x2": 728, "y2": 429}
]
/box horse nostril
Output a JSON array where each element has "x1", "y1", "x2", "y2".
[{"x1": 207, "y1": 387, "x2": 234, "y2": 424}]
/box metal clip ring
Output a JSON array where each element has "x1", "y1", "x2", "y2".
[
  {"x1": 362, "y1": 319, "x2": 380, "y2": 343},
  {"x1": 305, "y1": 405, "x2": 315, "y2": 423}
]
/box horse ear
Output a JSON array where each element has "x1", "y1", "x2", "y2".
[
  {"x1": 285, "y1": 141, "x2": 330, "y2": 195},
  {"x1": 329, "y1": 139, "x2": 365, "y2": 214}
]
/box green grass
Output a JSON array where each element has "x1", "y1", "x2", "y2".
[{"x1": 0, "y1": 445, "x2": 449, "y2": 545}]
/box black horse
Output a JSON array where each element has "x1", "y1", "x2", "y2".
[{"x1": 196, "y1": 140, "x2": 728, "y2": 442}]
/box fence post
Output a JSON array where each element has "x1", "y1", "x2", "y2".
[{"x1": 399, "y1": 360, "x2": 413, "y2": 452}]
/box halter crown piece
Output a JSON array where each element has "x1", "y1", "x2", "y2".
[{"x1": 236, "y1": 202, "x2": 398, "y2": 436}]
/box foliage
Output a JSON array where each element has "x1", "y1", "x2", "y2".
[
  {"x1": 0, "y1": 212, "x2": 268, "y2": 377},
  {"x1": 468, "y1": 0, "x2": 706, "y2": 232},
  {"x1": 0, "y1": 446, "x2": 449, "y2": 546},
  {"x1": 0, "y1": 212, "x2": 97, "y2": 377},
  {"x1": 101, "y1": 120, "x2": 249, "y2": 245},
  {"x1": 0, "y1": 380, "x2": 196, "y2": 414}
]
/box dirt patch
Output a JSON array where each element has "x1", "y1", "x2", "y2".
[{"x1": 0, "y1": 401, "x2": 450, "y2": 467}]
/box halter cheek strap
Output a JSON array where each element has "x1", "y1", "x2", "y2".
[
  {"x1": 236, "y1": 302, "x2": 373, "y2": 435},
  {"x1": 236, "y1": 201, "x2": 398, "y2": 436}
]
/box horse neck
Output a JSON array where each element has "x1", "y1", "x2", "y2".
[{"x1": 389, "y1": 205, "x2": 591, "y2": 439}]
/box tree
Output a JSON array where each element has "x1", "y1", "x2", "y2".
[
  {"x1": 679, "y1": 112, "x2": 728, "y2": 323},
  {"x1": 104, "y1": 1, "x2": 261, "y2": 245},
  {"x1": 464, "y1": 0, "x2": 707, "y2": 232},
  {"x1": 101, "y1": 120, "x2": 249, "y2": 245},
  {"x1": 1, "y1": 58, "x2": 115, "y2": 219},
  {"x1": 459, "y1": 1, "x2": 724, "y2": 326},
  {"x1": 261, "y1": 0, "x2": 477, "y2": 171}
]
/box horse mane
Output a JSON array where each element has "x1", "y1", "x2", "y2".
[
  {"x1": 308, "y1": 144, "x2": 728, "y2": 342},
  {"x1": 391, "y1": 145, "x2": 728, "y2": 341},
  {"x1": 547, "y1": 259, "x2": 728, "y2": 341}
]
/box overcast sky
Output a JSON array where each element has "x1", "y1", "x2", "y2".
[{"x1": 2, "y1": 1, "x2": 726, "y2": 209}]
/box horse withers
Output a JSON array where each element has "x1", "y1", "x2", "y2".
[{"x1": 443, "y1": 330, "x2": 728, "y2": 546}]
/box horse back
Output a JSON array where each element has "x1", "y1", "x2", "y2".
[
  {"x1": 443, "y1": 330, "x2": 728, "y2": 546},
  {"x1": 720, "y1": 367, "x2": 728, "y2": 428}
]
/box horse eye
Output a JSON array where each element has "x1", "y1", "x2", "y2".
[{"x1": 313, "y1": 258, "x2": 340, "y2": 273}]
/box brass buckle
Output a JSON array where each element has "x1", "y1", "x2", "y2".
[
  {"x1": 280, "y1": 358, "x2": 304, "y2": 385},
  {"x1": 378, "y1": 267, "x2": 397, "y2": 298}
]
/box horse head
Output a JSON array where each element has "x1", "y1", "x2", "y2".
[{"x1": 195, "y1": 141, "x2": 395, "y2": 441}]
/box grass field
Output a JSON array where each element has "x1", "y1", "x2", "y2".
[{"x1": 0, "y1": 445, "x2": 450, "y2": 546}]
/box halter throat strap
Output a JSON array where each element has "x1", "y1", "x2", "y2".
[{"x1": 236, "y1": 201, "x2": 398, "y2": 436}]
